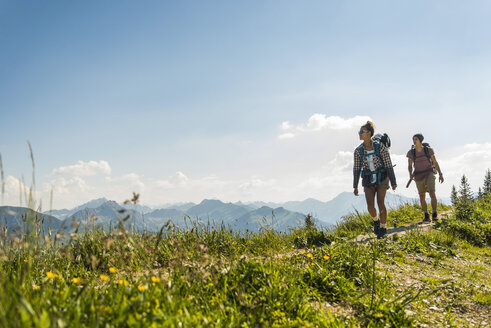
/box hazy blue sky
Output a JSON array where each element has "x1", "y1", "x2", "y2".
[{"x1": 1, "y1": 1, "x2": 491, "y2": 208}]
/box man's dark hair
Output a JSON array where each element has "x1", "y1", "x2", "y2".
[{"x1": 413, "y1": 133, "x2": 424, "y2": 142}]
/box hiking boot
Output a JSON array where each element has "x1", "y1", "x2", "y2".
[
  {"x1": 373, "y1": 220, "x2": 380, "y2": 235},
  {"x1": 377, "y1": 227, "x2": 387, "y2": 239},
  {"x1": 432, "y1": 211, "x2": 438, "y2": 221},
  {"x1": 420, "y1": 212, "x2": 431, "y2": 224}
]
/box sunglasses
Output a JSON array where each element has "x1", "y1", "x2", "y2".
[{"x1": 358, "y1": 130, "x2": 368, "y2": 135}]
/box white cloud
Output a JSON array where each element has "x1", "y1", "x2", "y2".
[
  {"x1": 169, "y1": 171, "x2": 189, "y2": 185},
  {"x1": 280, "y1": 121, "x2": 292, "y2": 130},
  {"x1": 323, "y1": 151, "x2": 353, "y2": 171},
  {"x1": 278, "y1": 133, "x2": 295, "y2": 140},
  {"x1": 104, "y1": 173, "x2": 145, "y2": 194},
  {"x1": 293, "y1": 150, "x2": 354, "y2": 199},
  {"x1": 438, "y1": 143, "x2": 491, "y2": 188},
  {"x1": 239, "y1": 178, "x2": 276, "y2": 191},
  {"x1": 278, "y1": 114, "x2": 372, "y2": 139},
  {"x1": 49, "y1": 176, "x2": 91, "y2": 195},
  {"x1": 155, "y1": 172, "x2": 189, "y2": 189},
  {"x1": 51, "y1": 160, "x2": 111, "y2": 177},
  {"x1": 2, "y1": 175, "x2": 42, "y2": 207},
  {"x1": 303, "y1": 114, "x2": 370, "y2": 131}
]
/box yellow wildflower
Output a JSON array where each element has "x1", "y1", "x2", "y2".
[
  {"x1": 151, "y1": 277, "x2": 161, "y2": 283},
  {"x1": 72, "y1": 277, "x2": 84, "y2": 285},
  {"x1": 109, "y1": 267, "x2": 118, "y2": 274},
  {"x1": 323, "y1": 255, "x2": 330, "y2": 261},
  {"x1": 100, "y1": 274, "x2": 110, "y2": 282},
  {"x1": 97, "y1": 306, "x2": 111, "y2": 314},
  {"x1": 375, "y1": 313, "x2": 384, "y2": 318},
  {"x1": 46, "y1": 271, "x2": 60, "y2": 279},
  {"x1": 138, "y1": 285, "x2": 146, "y2": 292},
  {"x1": 23, "y1": 259, "x2": 28, "y2": 263},
  {"x1": 34, "y1": 285, "x2": 41, "y2": 290},
  {"x1": 118, "y1": 279, "x2": 129, "y2": 286},
  {"x1": 307, "y1": 253, "x2": 314, "y2": 259},
  {"x1": 311, "y1": 262, "x2": 315, "y2": 266},
  {"x1": 300, "y1": 250, "x2": 305, "y2": 255}
]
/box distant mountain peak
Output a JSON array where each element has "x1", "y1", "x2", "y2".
[
  {"x1": 257, "y1": 206, "x2": 274, "y2": 211},
  {"x1": 97, "y1": 200, "x2": 120, "y2": 209},
  {"x1": 199, "y1": 199, "x2": 224, "y2": 205},
  {"x1": 303, "y1": 197, "x2": 322, "y2": 202}
]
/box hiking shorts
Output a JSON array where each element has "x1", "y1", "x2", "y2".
[
  {"x1": 416, "y1": 173, "x2": 436, "y2": 194},
  {"x1": 363, "y1": 177, "x2": 389, "y2": 193}
]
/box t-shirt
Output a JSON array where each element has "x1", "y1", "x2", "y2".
[{"x1": 406, "y1": 147, "x2": 435, "y2": 181}]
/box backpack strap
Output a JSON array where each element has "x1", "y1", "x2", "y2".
[
  {"x1": 374, "y1": 143, "x2": 385, "y2": 167},
  {"x1": 360, "y1": 142, "x2": 386, "y2": 185},
  {"x1": 423, "y1": 145, "x2": 431, "y2": 160},
  {"x1": 423, "y1": 145, "x2": 436, "y2": 173},
  {"x1": 374, "y1": 142, "x2": 386, "y2": 185}
]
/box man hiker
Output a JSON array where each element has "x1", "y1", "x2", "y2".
[{"x1": 407, "y1": 133, "x2": 444, "y2": 223}]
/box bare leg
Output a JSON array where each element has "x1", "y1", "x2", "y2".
[
  {"x1": 429, "y1": 191, "x2": 437, "y2": 212},
  {"x1": 419, "y1": 193, "x2": 427, "y2": 212},
  {"x1": 364, "y1": 188, "x2": 377, "y2": 219},
  {"x1": 376, "y1": 187, "x2": 388, "y2": 225}
]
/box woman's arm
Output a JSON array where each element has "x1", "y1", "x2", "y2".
[
  {"x1": 380, "y1": 145, "x2": 397, "y2": 188},
  {"x1": 353, "y1": 148, "x2": 362, "y2": 193}
]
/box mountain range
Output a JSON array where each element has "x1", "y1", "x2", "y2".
[
  {"x1": 1, "y1": 192, "x2": 435, "y2": 235},
  {"x1": 0, "y1": 206, "x2": 63, "y2": 235}
]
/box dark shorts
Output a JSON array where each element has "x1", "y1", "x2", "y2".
[{"x1": 363, "y1": 177, "x2": 389, "y2": 193}]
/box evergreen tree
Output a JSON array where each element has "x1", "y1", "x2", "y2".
[
  {"x1": 456, "y1": 174, "x2": 474, "y2": 220},
  {"x1": 458, "y1": 174, "x2": 473, "y2": 203},
  {"x1": 450, "y1": 185, "x2": 458, "y2": 206},
  {"x1": 477, "y1": 187, "x2": 483, "y2": 200},
  {"x1": 484, "y1": 169, "x2": 491, "y2": 194}
]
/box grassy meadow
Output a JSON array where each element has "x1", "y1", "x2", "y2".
[{"x1": 1, "y1": 193, "x2": 490, "y2": 327}]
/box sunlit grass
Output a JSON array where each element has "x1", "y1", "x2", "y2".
[{"x1": 0, "y1": 146, "x2": 489, "y2": 327}]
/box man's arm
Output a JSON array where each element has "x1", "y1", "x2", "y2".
[
  {"x1": 431, "y1": 155, "x2": 444, "y2": 183},
  {"x1": 408, "y1": 157, "x2": 414, "y2": 179}
]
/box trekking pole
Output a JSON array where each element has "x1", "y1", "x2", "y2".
[{"x1": 406, "y1": 178, "x2": 413, "y2": 188}]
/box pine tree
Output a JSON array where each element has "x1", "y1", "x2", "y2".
[
  {"x1": 477, "y1": 187, "x2": 483, "y2": 200},
  {"x1": 458, "y1": 174, "x2": 473, "y2": 203},
  {"x1": 456, "y1": 174, "x2": 474, "y2": 220},
  {"x1": 450, "y1": 185, "x2": 458, "y2": 206},
  {"x1": 484, "y1": 169, "x2": 491, "y2": 194}
]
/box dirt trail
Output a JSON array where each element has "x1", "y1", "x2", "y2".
[{"x1": 353, "y1": 210, "x2": 453, "y2": 243}]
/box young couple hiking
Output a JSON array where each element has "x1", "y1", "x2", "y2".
[{"x1": 353, "y1": 121, "x2": 444, "y2": 239}]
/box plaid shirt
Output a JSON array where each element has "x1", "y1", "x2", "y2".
[{"x1": 353, "y1": 142, "x2": 396, "y2": 188}]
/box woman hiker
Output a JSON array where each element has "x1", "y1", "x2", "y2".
[
  {"x1": 407, "y1": 133, "x2": 444, "y2": 223},
  {"x1": 353, "y1": 121, "x2": 397, "y2": 238}
]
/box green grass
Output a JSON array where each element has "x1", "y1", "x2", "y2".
[{"x1": 0, "y1": 195, "x2": 490, "y2": 327}]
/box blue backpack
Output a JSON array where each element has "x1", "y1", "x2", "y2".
[{"x1": 358, "y1": 133, "x2": 391, "y2": 185}]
